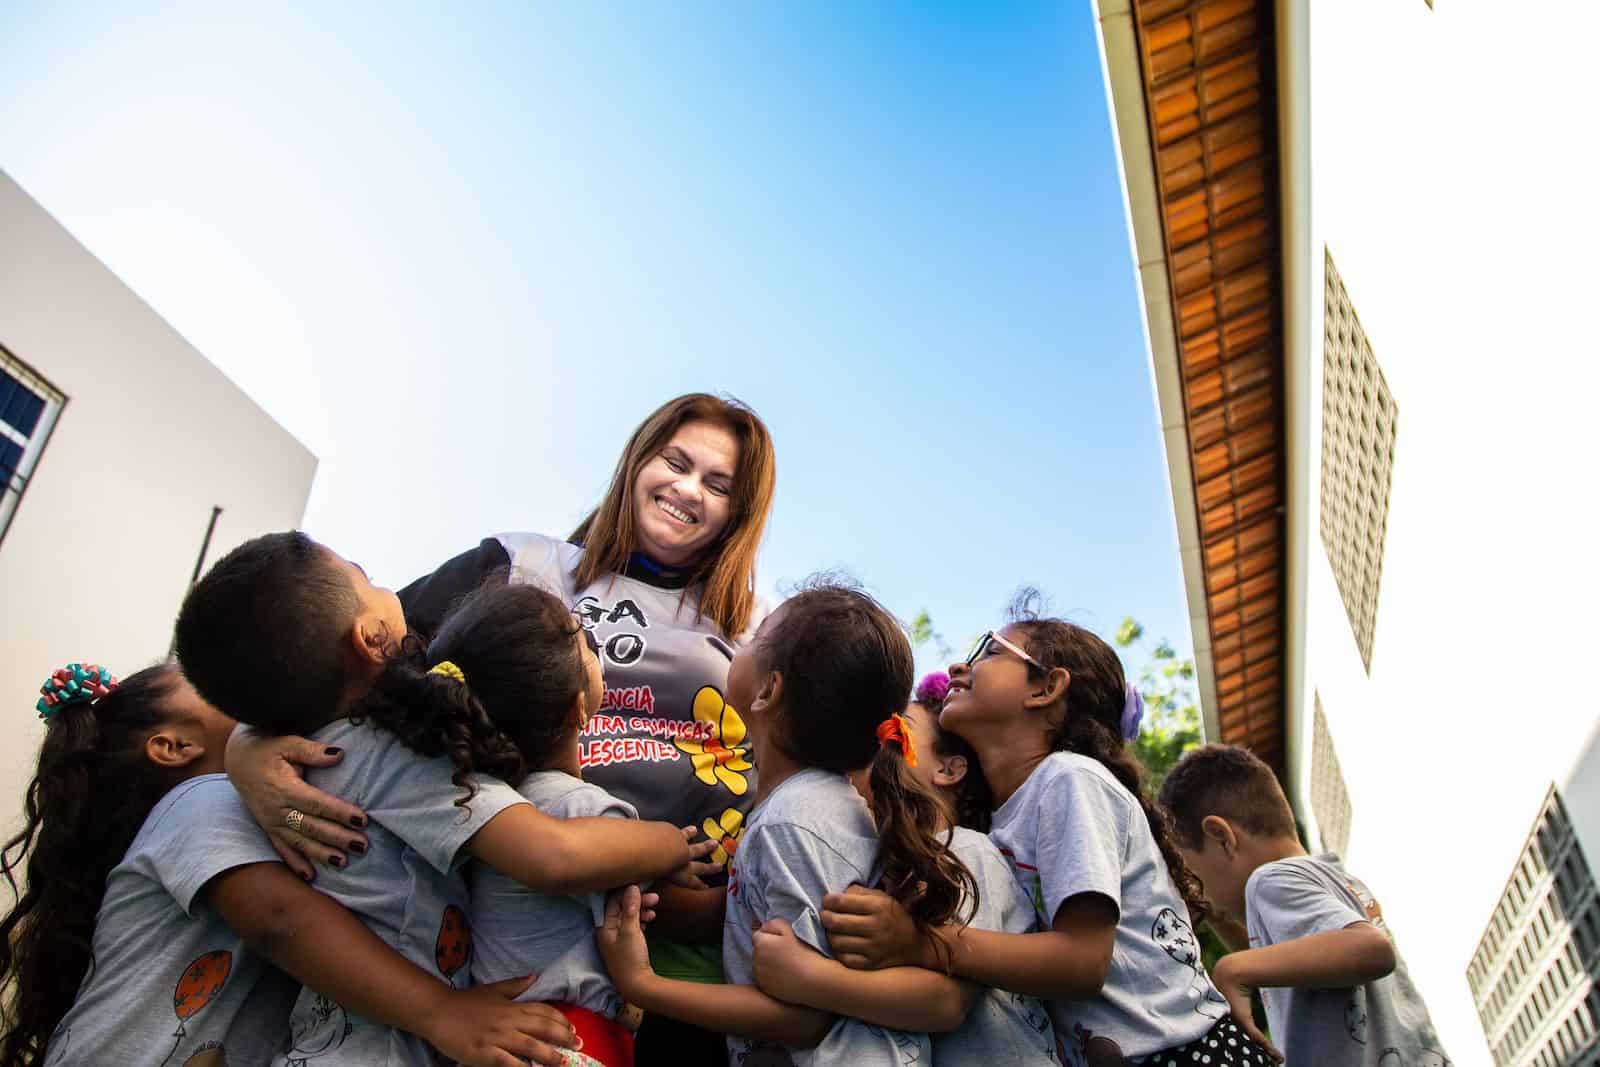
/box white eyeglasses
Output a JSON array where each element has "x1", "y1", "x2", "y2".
[{"x1": 965, "y1": 630, "x2": 1046, "y2": 672}]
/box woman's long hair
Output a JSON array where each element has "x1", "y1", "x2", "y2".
[
  {"x1": 763, "y1": 582, "x2": 975, "y2": 933},
  {"x1": 0, "y1": 665, "x2": 185, "y2": 1067},
  {"x1": 1008, "y1": 592, "x2": 1209, "y2": 923},
  {"x1": 570, "y1": 393, "x2": 776, "y2": 639}
]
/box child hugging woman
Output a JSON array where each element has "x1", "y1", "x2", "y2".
[
  {"x1": 597, "y1": 581, "x2": 978, "y2": 1067},
  {"x1": 820, "y1": 596, "x2": 1280, "y2": 1067}
]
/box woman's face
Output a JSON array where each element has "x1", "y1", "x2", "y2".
[{"x1": 630, "y1": 419, "x2": 740, "y2": 567}]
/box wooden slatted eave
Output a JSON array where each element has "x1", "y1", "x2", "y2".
[{"x1": 1132, "y1": 0, "x2": 1288, "y2": 775}]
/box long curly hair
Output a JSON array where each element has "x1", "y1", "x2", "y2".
[
  {"x1": 0, "y1": 664, "x2": 185, "y2": 1067},
  {"x1": 761, "y1": 582, "x2": 976, "y2": 932},
  {"x1": 1007, "y1": 592, "x2": 1209, "y2": 923}
]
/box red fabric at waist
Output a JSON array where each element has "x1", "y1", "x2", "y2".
[{"x1": 556, "y1": 1003, "x2": 634, "y2": 1067}]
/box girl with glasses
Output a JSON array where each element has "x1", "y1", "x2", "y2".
[{"x1": 819, "y1": 594, "x2": 1281, "y2": 1066}]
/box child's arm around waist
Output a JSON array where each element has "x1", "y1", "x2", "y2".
[
  {"x1": 599, "y1": 886, "x2": 834, "y2": 1049},
  {"x1": 821, "y1": 883, "x2": 1117, "y2": 1001},
  {"x1": 205, "y1": 861, "x2": 577, "y2": 1067},
  {"x1": 752, "y1": 916, "x2": 976, "y2": 1032}
]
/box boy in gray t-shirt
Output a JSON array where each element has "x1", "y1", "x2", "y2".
[{"x1": 1159, "y1": 745, "x2": 1451, "y2": 1066}]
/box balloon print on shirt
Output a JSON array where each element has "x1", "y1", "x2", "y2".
[
  {"x1": 675, "y1": 685, "x2": 752, "y2": 796},
  {"x1": 1347, "y1": 992, "x2": 1368, "y2": 1044},
  {"x1": 159, "y1": 950, "x2": 231, "y2": 1067},
  {"x1": 435, "y1": 904, "x2": 473, "y2": 982},
  {"x1": 1150, "y1": 907, "x2": 1228, "y2": 1019},
  {"x1": 285, "y1": 993, "x2": 352, "y2": 1066}
]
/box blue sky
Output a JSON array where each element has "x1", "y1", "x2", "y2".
[{"x1": 0, "y1": 1, "x2": 1193, "y2": 677}]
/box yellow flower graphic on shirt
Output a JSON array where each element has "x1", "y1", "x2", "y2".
[
  {"x1": 702, "y1": 807, "x2": 746, "y2": 867},
  {"x1": 676, "y1": 685, "x2": 752, "y2": 796}
]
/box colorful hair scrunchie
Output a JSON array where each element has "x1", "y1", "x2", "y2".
[
  {"x1": 914, "y1": 672, "x2": 950, "y2": 707},
  {"x1": 429, "y1": 660, "x2": 467, "y2": 685},
  {"x1": 36, "y1": 663, "x2": 119, "y2": 721},
  {"x1": 875, "y1": 713, "x2": 918, "y2": 767},
  {"x1": 1121, "y1": 683, "x2": 1146, "y2": 742}
]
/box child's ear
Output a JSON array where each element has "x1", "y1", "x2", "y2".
[
  {"x1": 145, "y1": 727, "x2": 205, "y2": 770},
  {"x1": 1200, "y1": 814, "x2": 1239, "y2": 857},
  {"x1": 350, "y1": 614, "x2": 393, "y2": 668},
  {"x1": 568, "y1": 689, "x2": 591, "y2": 731},
  {"x1": 932, "y1": 752, "x2": 969, "y2": 790},
  {"x1": 1022, "y1": 667, "x2": 1071, "y2": 711},
  {"x1": 750, "y1": 669, "x2": 784, "y2": 718}
]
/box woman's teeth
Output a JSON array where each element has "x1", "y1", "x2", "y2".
[{"x1": 657, "y1": 498, "x2": 696, "y2": 524}]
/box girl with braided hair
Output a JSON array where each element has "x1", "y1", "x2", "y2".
[{"x1": 819, "y1": 594, "x2": 1280, "y2": 1067}]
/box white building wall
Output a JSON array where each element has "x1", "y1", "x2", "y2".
[
  {"x1": 0, "y1": 171, "x2": 315, "y2": 828},
  {"x1": 1287, "y1": 2, "x2": 1600, "y2": 1062}
]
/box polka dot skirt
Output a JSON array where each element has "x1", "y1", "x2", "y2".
[{"x1": 1130, "y1": 1015, "x2": 1277, "y2": 1066}]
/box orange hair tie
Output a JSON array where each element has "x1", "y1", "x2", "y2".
[{"x1": 875, "y1": 714, "x2": 918, "y2": 767}]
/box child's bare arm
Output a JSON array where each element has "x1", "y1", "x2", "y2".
[
  {"x1": 753, "y1": 918, "x2": 976, "y2": 1032},
  {"x1": 467, "y1": 806, "x2": 699, "y2": 894},
  {"x1": 1213, "y1": 922, "x2": 1396, "y2": 992},
  {"x1": 205, "y1": 862, "x2": 576, "y2": 1067},
  {"x1": 821, "y1": 885, "x2": 1117, "y2": 1001},
  {"x1": 598, "y1": 886, "x2": 833, "y2": 1049}
]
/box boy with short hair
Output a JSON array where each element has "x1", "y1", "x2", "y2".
[{"x1": 1159, "y1": 744, "x2": 1451, "y2": 1066}]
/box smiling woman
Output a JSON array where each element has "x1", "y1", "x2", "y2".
[{"x1": 226, "y1": 393, "x2": 778, "y2": 1066}]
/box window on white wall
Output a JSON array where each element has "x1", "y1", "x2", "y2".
[
  {"x1": 0, "y1": 345, "x2": 66, "y2": 547},
  {"x1": 1320, "y1": 249, "x2": 1398, "y2": 672},
  {"x1": 1310, "y1": 693, "x2": 1353, "y2": 858}
]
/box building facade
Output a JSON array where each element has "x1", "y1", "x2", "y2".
[
  {"x1": 0, "y1": 170, "x2": 316, "y2": 826},
  {"x1": 1095, "y1": 0, "x2": 1599, "y2": 1061}
]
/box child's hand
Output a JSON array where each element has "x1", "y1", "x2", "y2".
[
  {"x1": 426, "y1": 976, "x2": 578, "y2": 1067},
  {"x1": 752, "y1": 918, "x2": 823, "y2": 1004},
  {"x1": 821, "y1": 885, "x2": 927, "y2": 970},
  {"x1": 598, "y1": 885, "x2": 658, "y2": 998},
  {"x1": 1209, "y1": 956, "x2": 1283, "y2": 1062},
  {"x1": 662, "y1": 827, "x2": 723, "y2": 890}
]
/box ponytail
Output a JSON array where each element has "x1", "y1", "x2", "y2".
[
  {"x1": 1008, "y1": 597, "x2": 1210, "y2": 924},
  {"x1": 0, "y1": 664, "x2": 183, "y2": 1067},
  {"x1": 350, "y1": 636, "x2": 527, "y2": 805},
  {"x1": 867, "y1": 717, "x2": 976, "y2": 933}
]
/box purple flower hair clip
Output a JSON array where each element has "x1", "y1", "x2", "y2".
[
  {"x1": 914, "y1": 671, "x2": 951, "y2": 707},
  {"x1": 1121, "y1": 683, "x2": 1145, "y2": 741}
]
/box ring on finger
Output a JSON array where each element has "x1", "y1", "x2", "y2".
[{"x1": 285, "y1": 808, "x2": 305, "y2": 833}]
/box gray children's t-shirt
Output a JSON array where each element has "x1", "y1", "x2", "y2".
[
  {"x1": 1246, "y1": 854, "x2": 1451, "y2": 1066},
  {"x1": 724, "y1": 768, "x2": 931, "y2": 1067},
  {"x1": 938, "y1": 826, "x2": 1059, "y2": 1065},
  {"x1": 988, "y1": 752, "x2": 1224, "y2": 1064},
  {"x1": 469, "y1": 770, "x2": 638, "y2": 1020},
  {"x1": 273, "y1": 719, "x2": 529, "y2": 1067},
  {"x1": 46, "y1": 774, "x2": 297, "y2": 1067}
]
